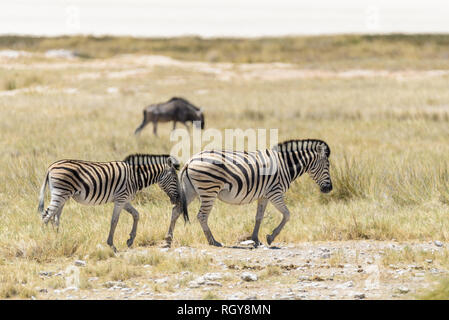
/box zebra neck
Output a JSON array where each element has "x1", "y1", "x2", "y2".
[
  {"x1": 131, "y1": 165, "x2": 162, "y2": 190},
  {"x1": 278, "y1": 151, "x2": 313, "y2": 182}
]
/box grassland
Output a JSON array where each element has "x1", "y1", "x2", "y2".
[
  {"x1": 2, "y1": 34, "x2": 449, "y2": 69},
  {"x1": 1, "y1": 35, "x2": 449, "y2": 299}
]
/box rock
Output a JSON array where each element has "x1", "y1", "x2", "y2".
[
  {"x1": 353, "y1": 293, "x2": 365, "y2": 299},
  {"x1": 320, "y1": 253, "x2": 331, "y2": 259},
  {"x1": 203, "y1": 273, "x2": 223, "y2": 281},
  {"x1": 74, "y1": 260, "x2": 86, "y2": 267},
  {"x1": 205, "y1": 281, "x2": 222, "y2": 287},
  {"x1": 241, "y1": 272, "x2": 258, "y2": 282},
  {"x1": 397, "y1": 287, "x2": 409, "y2": 294},
  {"x1": 104, "y1": 281, "x2": 126, "y2": 289},
  {"x1": 154, "y1": 277, "x2": 168, "y2": 284},
  {"x1": 434, "y1": 241, "x2": 444, "y2": 247},
  {"x1": 425, "y1": 259, "x2": 433, "y2": 264},
  {"x1": 240, "y1": 240, "x2": 255, "y2": 246}
]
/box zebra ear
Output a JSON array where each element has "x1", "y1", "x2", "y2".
[{"x1": 167, "y1": 156, "x2": 180, "y2": 170}]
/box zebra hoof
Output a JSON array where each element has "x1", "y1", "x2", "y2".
[
  {"x1": 266, "y1": 234, "x2": 273, "y2": 245},
  {"x1": 108, "y1": 244, "x2": 117, "y2": 253},
  {"x1": 211, "y1": 241, "x2": 223, "y2": 247},
  {"x1": 126, "y1": 238, "x2": 134, "y2": 248}
]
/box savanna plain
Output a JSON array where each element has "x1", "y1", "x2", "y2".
[{"x1": 1, "y1": 35, "x2": 449, "y2": 300}]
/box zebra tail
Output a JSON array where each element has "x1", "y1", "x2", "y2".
[
  {"x1": 180, "y1": 167, "x2": 189, "y2": 224},
  {"x1": 37, "y1": 171, "x2": 49, "y2": 214}
]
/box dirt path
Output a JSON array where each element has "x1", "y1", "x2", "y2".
[{"x1": 37, "y1": 241, "x2": 446, "y2": 300}]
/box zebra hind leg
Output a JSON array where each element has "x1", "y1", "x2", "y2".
[
  {"x1": 197, "y1": 195, "x2": 222, "y2": 247},
  {"x1": 251, "y1": 198, "x2": 269, "y2": 247},
  {"x1": 123, "y1": 203, "x2": 140, "y2": 248},
  {"x1": 107, "y1": 202, "x2": 124, "y2": 252},
  {"x1": 266, "y1": 197, "x2": 291, "y2": 245},
  {"x1": 164, "y1": 175, "x2": 197, "y2": 248},
  {"x1": 42, "y1": 193, "x2": 69, "y2": 227}
]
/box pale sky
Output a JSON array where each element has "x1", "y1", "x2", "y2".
[{"x1": 1, "y1": 0, "x2": 448, "y2": 37}]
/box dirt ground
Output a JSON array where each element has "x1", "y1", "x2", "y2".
[{"x1": 35, "y1": 240, "x2": 446, "y2": 300}]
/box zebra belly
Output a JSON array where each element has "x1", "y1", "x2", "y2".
[
  {"x1": 217, "y1": 189, "x2": 258, "y2": 205},
  {"x1": 72, "y1": 191, "x2": 114, "y2": 205}
]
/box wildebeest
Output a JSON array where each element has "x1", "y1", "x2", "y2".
[{"x1": 134, "y1": 97, "x2": 205, "y2": 136}]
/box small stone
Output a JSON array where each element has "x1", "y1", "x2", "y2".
[
  {"x1": 240, "y1": 240, "x2": 255, "y2": 246},
  {"x1": 320, "y1": 253, "x2": 331, "y2": 259},
  {"x1": 39, "y1": 271, "x2": 53, "y2": 277},
  {"x1": 425, "y1": 259, "x2": 433, "y2": 264},
  {"x1": 203, "y1": 273, "x2": 223, "y2": 281},
  {"x1": 434, "y1": 241, "x2": 444, "y2": 247},
  {"x1": 240, "y1": 272, "x2": 258, "y2": 282},
  {"x1": 74, "y1": 260, "x2": 86, "y2": 267},
  {"x1": 397, "y1": 287, "x2": 409, "y2": 294},
  {"x1": 88, "y1": 277, "x2": 99, "y2": 282},
  {"x1": 353, "y1": 293, "x2": 365, "y2": 299},
  {"x1": 205, "y1": 281, "x2": 222, "y2": 287},
  {"x1": 154, "y1": 277, "x2": 168, "y2": 284}
]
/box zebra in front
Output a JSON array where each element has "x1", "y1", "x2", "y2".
[
  {"x1": 164, "y1": 139, "x2": 332, "y2": 247},
  {"x1": 38, "y1": 154, "x2": 187, "y2": 252}
]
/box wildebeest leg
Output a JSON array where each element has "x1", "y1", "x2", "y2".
[
  {"x1": 107, "y1": 202, "x2": 124, "y2": 252},
  {"x1": 123, "y1": 203, "x2": 139, "y2": 248},
  {"x1": 172, "y1": 121, "x2": 177, "y2": 130},
  {"x1": 153, "y1": 120, "x2": 158, "y2": 136},
  {"x1": 197, "y1": 193, "x2": 221, "y2": 247},
  {"x1": 134, "y1": 118, "x2": 148, "y2": 135},
  {"x1": 164, "y1": 177, "x2": 197, "y2": 247},
  {"x1": 266, "y1": 196, "x2": 290, "y2": 245},
  {"x1": 251, "y1": 198, "x2": 268, "y2": 246}
]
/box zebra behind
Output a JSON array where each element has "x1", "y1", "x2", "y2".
[
  {"x1": 164, "y1": 139, "x2": 332, "y2": 247},
  {"x1": 38, "y1": 154, "x2": 188, "y2": 252}
]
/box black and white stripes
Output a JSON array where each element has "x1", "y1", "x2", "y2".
[
  {"x1": 165, "y1": 139, "x2": 332, "y2": 247},
  {"x1": 38, "y1": 154, "x2": 186, "y2": 251}
]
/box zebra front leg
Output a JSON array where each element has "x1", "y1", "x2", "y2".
[
  {"x1": 266, "y1": 197, "x2": 291, "y2": 245},
  {"x1": 164, "y1": 205, "x2": 183, "y2": 248},
  {"x1": 107, "y1": 202, "x2": 124, "y2": 252},
  {"x1": 251, "y1": 198, "x2": 268, "y2": 246},
  {"x1": 123, "y1": 203, "x2": 139, "y2": 248},
  {"x1": 198, "y1": 196, "x2": 222, "y2": 247}
]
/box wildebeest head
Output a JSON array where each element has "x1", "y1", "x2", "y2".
[{"x1": 193, "y1": 108, "x2": 205, "y2": 130}]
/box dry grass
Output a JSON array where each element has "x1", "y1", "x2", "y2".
[
  {"x1": 2, "y1": 34, "x2": 449, "y2": 69},
  {"x1": 1, "y1": 35, "x2": 449, "y2": 298}
]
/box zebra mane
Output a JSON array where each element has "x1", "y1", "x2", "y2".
[
  {"x1": 273, "y1": 139, "x2": 331, "y2": 157},
  {"x1": 123, "y1": 154, "x2": 180, "y2": 169}
]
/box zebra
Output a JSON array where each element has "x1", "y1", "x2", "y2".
[
  {"x1": 38, "y1": 154, "x2": 188, "y2": 252},
  {"x1": 164, "y1": 139, "x2": 332, "y2": 247}
]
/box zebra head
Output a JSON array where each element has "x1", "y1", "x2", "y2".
[
  {"x1": 158, "y1": 156, "x2": 182, "y2": 204},
  {"x1": 308, "y1": 142, "x2": 333, "y2": 193}
]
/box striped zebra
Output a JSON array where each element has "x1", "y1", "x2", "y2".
[
  {"x1": 38, "y1": 154, "x2": 187, "y2": 252},
  {"x1": 164, "y1": 139, "x2": 332, "y2": 247}
]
